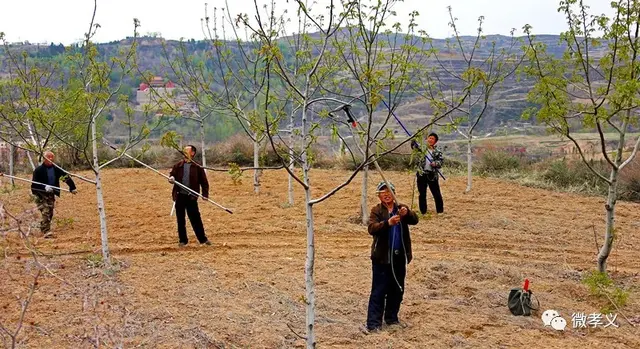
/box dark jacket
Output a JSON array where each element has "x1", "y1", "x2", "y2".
[
  {"x1": 169, "y1": 160, "x2": 209, "y2": 201},
  {"x1": 368, "y1": 202, "x2": 419, "y2": 264},
  {"x1": 31, "y1": 164, "x2": 76, "y2": 197}
]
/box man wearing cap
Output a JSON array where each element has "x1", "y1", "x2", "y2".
[
  {"x1": 364, "y1": 181, "x2": 419, "y2": 332},
  {"x1": 411, "y1": 132, "x2": 444, "y2": 214},
  {"x1": 168, "y1": 145, "x2": 211, "y2": 246}
]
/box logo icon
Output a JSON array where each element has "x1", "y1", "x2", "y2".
[
  {"x1": 551, "y1": 316, "x2": 567, "y2": 331},
  {"x1": 541, "y1": 309, "x2": 560, "y2": 326},
  {"x1": 542, "y1": 309, "x2": 566, "y2": 331}
]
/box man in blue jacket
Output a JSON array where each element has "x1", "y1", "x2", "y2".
[
  {"x1": 30, "y1": 151, "x2": 77, "y2": 238},
  {"x1": 364, "y1": 181, "x2": 419, "y2": 332}
]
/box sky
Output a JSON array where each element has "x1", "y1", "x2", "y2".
[{"x1": 0, "y1": 0, "x2": 615, "y2": 45}]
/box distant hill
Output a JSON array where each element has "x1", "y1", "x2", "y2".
[{"x1": 0, "y1": 32, "x2": 613, "y2": 141}]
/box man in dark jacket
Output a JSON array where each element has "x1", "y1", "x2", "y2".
[
  {"x1": 30, "y1": 151, "x2": 77, "y2": 238},
  {"x1": 365, "y1": 181, "x2": 419, "y2": 332},
  {"x1": 168, "y1": 145, "x2": 211, "y2": 246},
  {"x1": 411, "y1": 132, "x2": 444, "y2": 214}
]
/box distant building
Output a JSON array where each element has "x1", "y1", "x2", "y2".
[{"x1": 136, "y1": 76, "x2": 178, "y2": 105}]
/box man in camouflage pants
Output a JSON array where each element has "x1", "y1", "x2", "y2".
[{"x1": 30, "y1": 151, "x2": 77, "y2": 238}]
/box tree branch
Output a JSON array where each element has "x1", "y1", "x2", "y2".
[{"x1": 619, "y1": 134, "x2": 640, "y2": 170}]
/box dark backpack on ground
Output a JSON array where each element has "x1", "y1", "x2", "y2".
[{"x1": 508, "y1": 279, "x2": 539, "y2": 316}]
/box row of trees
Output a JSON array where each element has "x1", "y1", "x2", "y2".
[
  {"x1": 0, "y1": 1, "x2": 173, "y2": 269},
  {"x1": 1, "y1": 0, "x2": 640, "y2": 347}
]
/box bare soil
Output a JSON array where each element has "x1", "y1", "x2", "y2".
[{"x1": 1, "y1": 168, "x2": 639, "y2": 348}]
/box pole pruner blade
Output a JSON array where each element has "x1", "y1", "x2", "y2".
[{"x1": 342, "y1": 105, "x2": 357, "y2": 127}]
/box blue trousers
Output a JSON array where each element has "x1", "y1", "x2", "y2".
[{"x1": 366, "y1": 253, "x2": 406, "y2": 329}]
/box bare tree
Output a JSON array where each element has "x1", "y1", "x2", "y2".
[
  {"x1": 0, "y1": 36, "x2": 71, "y2": 170},
  {"x1": 417, "y1": 6, "x2": 523, "y2": 193},
  {"x1": 156, "y1": 3, "x2": 283, "y2": 194},
  {"x1": 0, "y1": 206, "x2": 44, "y2": 349},
  {"x1": 0, "y1": 1, "x2": 170, "y2": 268},
  {"x1": 522, "y1": 0, "x2": 640, "y2": 273},
  {"x1": 155, "y1": 38, "x2": 222, "y2": 170},
  {"x1": 155, "y1": 38, "x2": 286, "y2": 183},
  {"x1": 229, "y1": 0, "x2": 465, "y2": 346},
  {"x1": 329, "y1": 0, "x2": 427, "y2": 222},
  {"x1": 0, "y1": 202, "x2": 139, "y2": 348}
]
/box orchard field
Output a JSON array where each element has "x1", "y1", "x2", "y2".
[{"x1": 1, "y1": 168, "x2": 639, "y2": 348}]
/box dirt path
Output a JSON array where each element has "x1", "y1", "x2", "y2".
[{"x1": 1, "y1": 168, "x2": 639, "y2": 348}]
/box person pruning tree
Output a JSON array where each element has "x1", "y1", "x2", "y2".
[
  {"x1": 364, "y1": 181, "x2": 419, "y2": 333},
  {"x1": 168, "y1": 145, "x2": 212, "y2": 247},
  {"x1": 30, "y1": 151, "x2": 77, "y2": 238},
  {"x1": 411, "y1": 132, "x2": 444, "y2": 215}
]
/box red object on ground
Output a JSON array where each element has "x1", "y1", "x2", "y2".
[{"x1": 523, "y1": 279, "x2": 530, "y2": 291}]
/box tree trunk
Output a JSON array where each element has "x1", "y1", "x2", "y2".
[
  {"x1": 92, "y1": 119, "x2": 111, "y2": 267},
  {"x1": 253, "y1": 133, "x2": 261, "y2": 194},
  {"x1": 598, "y1": 169, "x2": 618, "y2": 273},
  {"x1": 253, "y1": 97, "x2": 261, "y2": 194},
  {"x1": 288, "y1": 129, "x2": 295, "y2": 205},
  {"x1": 465, "y1": 135, "x2": 473, "y2": 193},
  {"x1": 288, "y1": 114, "x2": 295, "y2": 205},
  {"x1": 596, "y1": 124, "x2": 628, "y2": 274},
  {"x1": 304, "y1": 186, "x2": 316, "y2": 349},
  {"x1": 26, "y1": 152, "x2": 36, "y2": 171},
  {"x1": 200, "y1": 119, "x2": 207, "y2": 172},
  {"x1": 301, "y1": 97, "x2": 315, "y2": 348},
  {"x1": 360, "y1": 165, "x2": 369, "y2": 225},
  {"x1": 9, "y1": 142, "x2": 15, "y2": 187},
  {"x1": 26, "y1": 122, "x2": 39, "y2": 167}
]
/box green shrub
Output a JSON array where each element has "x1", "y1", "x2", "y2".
[
  {"x1": 541, "y1": 159, "x2": 609, "y2": 193},
  {"x1": 443, "y1": 157, "x2": 466, "y2": 173},
  {"x1": 476, "y1": 150, "x2": 522, "y2": 175},
  {"x1": 619, "y1": 155, "x2": 640, "y2": 202},
  {"x1": 336, "y1": 152, "x2": 411, "y2": 171},
  {"x1": 582, "y1": 270, "x2": 629, "y2": 314},
  {"x1": 206, "y1": 134, "x2": 254, "y2": 166},
  {"x1": 619, "y1": 177, "x2": 640, "y2": 202},
  {"x1": 375, "y1": 152, "x2": 414, "y2": 171}
]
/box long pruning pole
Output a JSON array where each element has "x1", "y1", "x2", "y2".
[
  {"x1": 25, "y1": 149, "x2": 97, "y2": 185},
  {"x1": 165, "y1": 146, "x2": 284, "y2": 173},
  {"x1": 382, "y1": 100, "x2": 446, "y2": 180},
  {"x1": 51, "y1": 161, "x2": 97, "y2": 184},
  {"x1": 0, "y1": 174, "x2": 71, "y2": 193},
  {"x1": 340, "y1": 105, "x2": 399, "y2": 205},
  {"x1": 103, "y1": 140, "x2": 233, "y2": 214}
]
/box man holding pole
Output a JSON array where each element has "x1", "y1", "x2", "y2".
[
  {"x1": 168, "y1": 145, "x2": 211, "y2": 246},
  {"x1": 31, "y1": 151, "x2": 77, "y2": 238},
  {"x1": 411, "y1": 133, "x2": 444, "y2": 215},
  {"x1": 365, "y1": 181, "x2": 419, "y2": 332}
]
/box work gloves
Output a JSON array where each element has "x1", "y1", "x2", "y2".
[
  {"x1": 168, "y1": 176, "x2": 175, "y2": 184},
  {"x1": 44, "y1": 185, "x2": 53, "y2": 193}
]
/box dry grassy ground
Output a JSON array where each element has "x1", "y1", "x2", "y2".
[{"x1": 1, "y1": 168, "x2": 639, "y2": 348}]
